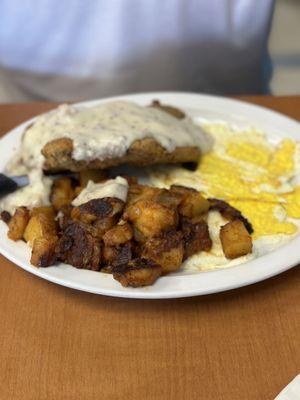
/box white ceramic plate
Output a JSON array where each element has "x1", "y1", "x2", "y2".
[{"x1": 0, "y1": 92, "x2": 300, "y2": 299}]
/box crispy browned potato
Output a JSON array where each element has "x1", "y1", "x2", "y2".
[
  {"x1": 127, "y1": 184, "x2": 163, "y2": 205},
  {"x1": 150, "y1": 100, "x2": 186, "y2": 119},
  {"x1": 155, "y1": 190, "x2": 183, "y2": 209},
  {"x1": 30, "y1": 237, "x2": 58, "y2": 267},
  {"x1": 179, "y1": 192, "x2": 209, "y2": 218},
  {"x1": 56, "y1": 221, "x2": 101, "y2": 271},
  {"x1": 30, "y1": 206, "x2": 56, "y2": 217},
  {"x1": 23, "y1": 208, "x2": 57, "y2": 245},
  {"x1": 170, "y1": 185, "x2": 210, "y2": 218},
  {"x1": 141, "y1": 230, "x2": 183, "y2": 274},
  {"x1": 55, "y1": 206, "x2": 73, "y2": 233},
  {"x1": 127, "y1": 184, "x2": 181, "y2": 209},
  {"x1": 170, "y1": 184, "x2": 196, "y2": 196},
  {"x1": 182, "y1": 218, "x2": 212, "y2": 259},
  {"x1": 79, "y1": 169, "x2": 108, "y2": 187},
  {"x1": 92, "y1": 216, "x2": 120, "y2": 239},
  {"x1": 50, "y1": 178, "x2": 74, "y2": 211},
  {"x1": 220, "y1": 220, "x2": 252, "y2": 259},
  {"x1": 1, "y1": 210, "x2": 11, "y2": 224},
  {"x1": 124, "y1": 200, "x2": 178, "y2": 241},
  {"x1": 102, "y1": 222, "x2": 133, "y2": 246},
  {"x1": 102, "y1": 223, "x2": 133, "y2": 267},
  {"x1": 103, "y1": 242, "x2": 132, "y2": 267},
  {"x1": 7, "y1": 207, "x2": 30, "y2": 241},
  {"x1": 71, "y1": 198, "x2": 124, "y2": 224},
  {"x1": 113, "y1": 258, "x2": 162, "y2": 287},
  {"x1": 209, "y1": 198, "x2": 253, "y2": 234}
]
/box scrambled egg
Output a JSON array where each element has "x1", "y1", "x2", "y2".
[
  {"x1": 200, "y1": 125, "x2": 300, "y2": 238},
  {"x1": 150, "y1": 122, "x2": 300, "y2": 270}
]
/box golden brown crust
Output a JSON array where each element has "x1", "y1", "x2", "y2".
[
  {"x1": 141, "y1": 230, "x2": 184, "y2": 274},
  {"x1": 3, "y1": 174, "x2": 253, "y2": 287},
  {"x1": 23, "y1": 207, "x2": 57, "y2": 245},
  {"x1": 170, "y1": 185, "x2": 210, "y2": 218},
  {"x1": 50, "y1": 178, "x2": 75, "y2": 212},
  {"x1": 112, "y1": 258, "x2": 162, "y2": 287},
  {"x1": 102, "y1": 242, "x2": 132, "y2": 268},
  {"x1": 181, "y1": 218, "x2": 212, "y2": 259},
  {"x1": 220, "y1": 220, "x2": 252, "y2": 259},
  {"x1": 71, "y1": 197, "x2": 124, "y2": 225},
  {"x1": 78, "y1": 169, "x2": 108, "y2": 187},
  {"x1": 56, "y1": 221, "x2": 101, "y2": 271},
  {"x1": 30, "y1": 237, "x2": 58, "y2": 267},
  {"x1": 41, "y1": 137, "x2": 201, "y2": 172},
  {"x1": 7, "y1": 207, "x2": 30, "y2": 241},
  {"x1": 124, "y1": 199, "x2": 179, "y2": 241},
  {"x1": 102, "y1": 222, "x2": 133, "y2": 246}
]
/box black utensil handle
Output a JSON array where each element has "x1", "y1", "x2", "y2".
[{"x1": 0, "y1": 173, "x2": 18, "y2": 197}]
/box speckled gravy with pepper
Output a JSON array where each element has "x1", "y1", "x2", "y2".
[
  {"x1": 17, "y1": 101, "x2": 213, "y2": 171},
  {"x1": 1, "y1": 101, "x2": 212, "y2": 213}
]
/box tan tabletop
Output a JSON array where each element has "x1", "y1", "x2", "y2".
[{"x1": 0, "y1": 96, "x2": 299, "y2": 400}]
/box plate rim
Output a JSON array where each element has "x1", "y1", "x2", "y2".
[{"x1": 0, "y1": 91, "x2": 300, "y2": 299}]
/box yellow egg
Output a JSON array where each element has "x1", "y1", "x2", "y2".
[
  {"x1": 228, "y1": 200, "x2": 297, "y2": 238},
  {"x1": 268, "y1": 139, "x2": 296, "y2": 176},
  {"x1": 153, "y1": 122, "x2": 300, "y2": 240},
  {"x1": 283, "y1": 186, "x2": 300, "y2": 218},
  {"x1": 226, "y1": 141, "x2": 272, "y2": 168}
]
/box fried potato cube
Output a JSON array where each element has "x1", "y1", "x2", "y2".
[
  {"x1": 24, "y1": 209, "x2": 57, "y2": 246},
  {"x1": 179, "y1": 192, "x2": 210, "y2": 218},
  {"x1": 30, "y1": 237, "x2": 58, "y2": 267},
  {"x1": 182, "y1": 218, "x2": 212, "y2": 259},
  {"x1": 102, "y1": 222, "x2": 133, "y2": 246},
  {"x1": 79, "y1": 169, "x2": 107, "y2": 187},
  {"x1": 155, "y1": 190, "x2": 183, "y2": 209},
  {"x1": 141, "y1": 231, "x2": 183, "y2": 274},
  {"x1": 103, "y1": 242, "x2": 132, "y2": 267},
  {"x1": 7, "y1": 206, "x2": 30, "y2": 241},
  {"x1": 170, "y1": 185, "x2": 210, "y2": 217},
  {"x1": 71, "y1": 198, "x2": 124, "y2": 224},
  {"x1": 56, "y1": 221, "x2": 101, "y2": 271},
  {"x1": 113, "y1": 258, "x2": 162, "y2": 287},
  {"x1": 127, "y1": 184, "x2": 181, "y2": 209},
  {"x1": 124, "y1": 200, "x2": 178, "y2": 241},
  {"x1": 30, "y1": 206, "x2": 56, "y2": 217},
  {"x1": 50, "y1": 178, "x2": 74, "y2": 211},
  {"x1": 170, "y1": 185, "x2": 196, "y2": 195},
  {"x1": 92, "y1": 216, "x2": 119, "y2": 239},
  {"x1": 127, "y1": 184, "x2": 162, "y2": 205},
  {"x1": 220, "y1": 220, "x2": 252, "y2": 259}
]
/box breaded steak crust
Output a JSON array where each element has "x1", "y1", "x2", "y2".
[{"x1": 41, "y1": 137, "x2": 201, "y2": 172}]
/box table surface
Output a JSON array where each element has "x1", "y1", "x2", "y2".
[{"x1": 0, "y1": 96, "x2": 299, "y2": 400}]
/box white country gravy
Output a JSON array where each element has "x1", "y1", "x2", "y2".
[
  {"x1": 1, "y1": 100, "x2": 213, "y2": 213},
  {"x1": 0, "y1": 170, "x2": 52, "y2": 214},
  {"x1": 72, "y1": 177, "x2": 129, "y2": 206},
  {"x1": 19, "y1": 101, "x2": 213, "y2": 169}
]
